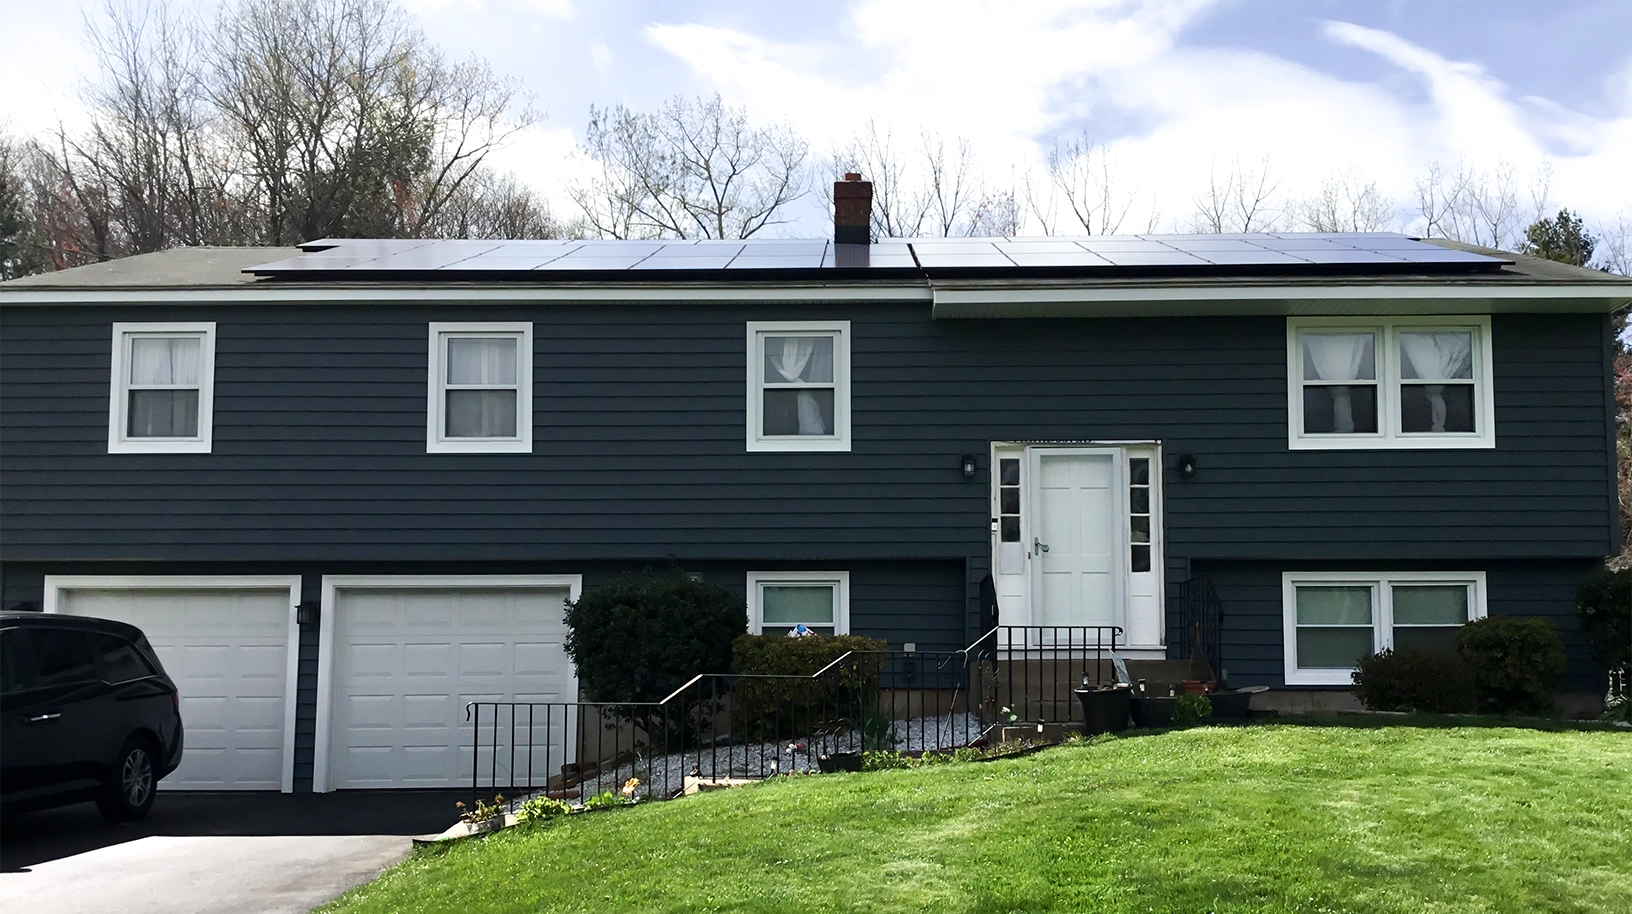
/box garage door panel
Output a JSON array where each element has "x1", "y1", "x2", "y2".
[
  {"x1": 329, "y1": 585, "x2": 576, "y2": 789},
  {"x1": 59, "y1": 586, "x2": 293, "y2": 791}
]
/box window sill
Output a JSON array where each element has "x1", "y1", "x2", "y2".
[
  {"x1": 1285, "y1": 670, "x2": 1358, "y2": 687},
  {"x1": 427, "y1": 438, "x2": 533, "y2": 455},
  {"x1": 1288, "y1": 434, "x2": 1495, "y2": 451},
  {"x1": 109, "y1": 439, "x2": 211, "y2": 455},
  {"x1": 746, "y1": 437, "x2": 852, "y2": 453}
]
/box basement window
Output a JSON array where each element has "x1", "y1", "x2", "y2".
[
  {"x1": 747, "y1": 572, "x2": 850, "y2": 636},
  {"x1": 1282, "y1": 571, "x2": 1486, "y2": 686}
]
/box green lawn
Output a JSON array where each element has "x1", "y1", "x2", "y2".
[{"x1": 321, "y1": 723, "x2": 1632, "y2": 914}]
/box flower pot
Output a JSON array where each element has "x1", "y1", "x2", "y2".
[
  {"x1": 1130, "y1": 695, "x2": 1177, "y2": 728},
  {"x1": 1206, "y1": 688, "x2": 1253, "y2": 720},
  {"x1": 1074, "y1": 686, "x2": 1132, "y2": 735},
  {"x1": 817, "y1": 751, "x2": 863, "y2": 773},
  {"x1": 465, "y1": 816, "x2": 504, "y2": 836}
]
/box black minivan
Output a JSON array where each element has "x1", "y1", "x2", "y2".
[{"x1": 1, "y1": 612, "x2": 185, "y2": 820}]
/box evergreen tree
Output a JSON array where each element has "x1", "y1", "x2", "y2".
[
  {"x1": 1520, "y1": 208, "x2": 1597, "y2": 266},
  {"x1": 0, "y1": 144, "x2": 44, "y2": 280}
]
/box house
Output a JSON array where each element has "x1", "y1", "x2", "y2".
[{"x1": 2, "y1": 177, "x2": 1627, "y2": 794}]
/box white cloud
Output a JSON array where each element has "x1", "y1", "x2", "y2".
[
  {"x1": 590, "y1": 42, "x2": 613, "y2": 73},
  {"x1": 642, "y1": 0, "x2": 1632, "y2": 232}
]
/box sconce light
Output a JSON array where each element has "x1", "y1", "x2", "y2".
[
  {"x1": 296, "y1": 601, "x2": 321, "y2": 627},
  {"x1": 960, "y1": 455, "x2": 979, "y2": 479},
  {"x1": 1177, "y1": 454, "x2": 1198, "y2": 479}
]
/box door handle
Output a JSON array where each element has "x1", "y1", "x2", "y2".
[
  {"x1": 1034, "y1": 538, "x2": 1049, "y2": 553},
  {"x1": 28, "y1": 712, "x2": 62, "y2": 722}
]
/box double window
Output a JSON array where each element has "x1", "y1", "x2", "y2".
[
  {"x1": 1288, "y1": 317, "x2": 1494, "y2": 449},
  {"x1": 108, "y1": 322, "x2": 215, "y2": 453},
  {"x1": 427, "y1": 322, "x2": 532, "y2": 454},
  {"x1": 746, "y1": 321, "x2": 851, "y2": 452},
  {"x1": 1283, "y1": 571, "x2": 1486, "y2": 685},
  {"x1": 746, "y1": 571, "x2": 850, "y2": 636}
]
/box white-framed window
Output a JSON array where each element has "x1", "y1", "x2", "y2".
[
  {"x1": 747, "y1": 571, "x2": 850, "y2": 636},
  {"x1": 1287, "y1": 316, "x2": 1495, "y2": 449},
  {"x1": 427, "y1": 322, "x2": 532, "y2": 454},
  {"x1": 1282, "y1": 571, "x2": 1487, "y2": 686},
  {"x1": 746, "y1": 321, "x2": 850, "y2": 452},
  {"x1": 108, "y1": 322, "x2": 216, "y2": 454}
]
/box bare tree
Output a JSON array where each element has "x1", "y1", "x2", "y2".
[
  {"x1": 424, "y1": 167, "x2": 575, "y2": 239},
  {"x1": 207, "y1": 0, "x2": 535, "y2": 244},
  {"x1": 0, "y1": 128, "x2": 46, "y2": 279},
  {"x1": 830, "y1": 123, "x2": 987, "y2": 238},
  {"x1": 1040, "y1": 133, "x2": 1135, "y2": 235},
  {"x1": 1292, "y1": 168, "x2": 1394, "y2": 233},
  {"x1": 1411, "y1": 159, "x2": 1551, "y2": 250},
  {"x1": 1594, "y1": 210, "x2": 1631, "y2": 277},
  {"x1": 570, "y1": 94, "x2": 809, "y2": 240},
  {"x1": 832, "y1": 120, "x2": 930, "y2": 238},
  {"x1": 1190, "y1": 155, "x2": 1282, "y2": 233},
  {"x1": 919, "y1": 132, "x2": 978, "y2": 237}
]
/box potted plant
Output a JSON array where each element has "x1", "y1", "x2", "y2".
[
  {"x1": 456, "y1": 794, "x2": 506, "y2": 835},
  {"x1": 1073, "y1": 684, "x2": 1132, "y2": 734}
]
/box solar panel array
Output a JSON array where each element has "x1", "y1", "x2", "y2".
[{"x1": 247, "y1": 233, "x2": 1507, "y2": 277}]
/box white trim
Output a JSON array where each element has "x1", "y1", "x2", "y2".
[
  {"x1": 1, "y1": 284, "x2": 936, "y2": 306},
  {"x1": 746, "y1": 571, "x2": 851, "y2": 636},
  {"x1": 1287, "y1": 316, "x2": 1496, "y2": 450},
  {"x1": 427, "y1": 322, "x2": 533, "y2": 454},
  {"x1": 42, "y1": 574, "x2": 303, "y2": 793},
  {"x1": 108, "y1": 322, "x2": 216, "y2": 454},
  {"x1": 745, "y1": 320, "x2": 852, "y2": 453},
  {"x1": 931, "y1": 282, "x2": 1632, "y2": 318},
  {"x1": 1281, "y1": 570, "x2": 1488, "y2": 686},
  {"x1": 313, "y1": 573, "x2": 583, "y2": 793}
]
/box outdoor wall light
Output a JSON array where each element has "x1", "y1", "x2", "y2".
[
  {"x1": 296, "y1": 601, "x2": 321, "y2": 627},
  {"x1": 961, "y1": 454, "x2": 979, "y2": 479},
  {"x1": 1177, "y1": 454, "x2": 1198, "y2": 479}
]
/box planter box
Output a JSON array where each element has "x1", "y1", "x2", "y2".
[
  {"x1": 817, "y1": 752, "x2": 863, "y2": 773},
  {"x1": 1130, "y1": 695, "x2": 1177, "y2": 728},
  {"x1": 1074, "y1": 687, "x2": 1132, "y2": 734}
]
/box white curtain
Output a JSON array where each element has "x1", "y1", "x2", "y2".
[
  {"x1": 765, "y1": 336, "x2": 831, "y2": 435},
  {"x1": 129, "y1": 337, "x2": 200, "y2": 386},
  {"x1": 1303, "y1": 334, "x2": 1373, "y2": 433},
  {"x1": 1400, "y1": 332, "x2": 1472, "y2": 433},
  {"x1": 445, "y1": 338, "x2": 518, "y2": 437}
]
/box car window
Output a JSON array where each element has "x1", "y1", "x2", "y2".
[
  {"x1": 0, "y1": 629, "x2": 33, "y2": 693},
  {"x1": 92, "y1": 632, "x2": 157, "y2": 684},
  {"x1": 31, "y1": 628, "x2": 99, "y2": 687}
]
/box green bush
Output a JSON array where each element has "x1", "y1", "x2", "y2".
[
  {"x1": 1352, "y1": 648, "x2": 1478, "y2": 713},
  {"x1": 1456, "y1": 616, "x2": 1567, "y2": 716},
  {"x1": 515, "y1": 795, "x2": 572, "y2": 826},
  {"x1": 731, "y1": 634, "x2": 887, "y2": 740},
  {"x1": 563, "y1": 569, "x2": 746, "y2": 705},
  {"x1": 1575, "y1": 567, "x2": 1631, "y2": 671},
  {"x1": 1173, "y1": 693, "x2": 1213, "y2": 727}
]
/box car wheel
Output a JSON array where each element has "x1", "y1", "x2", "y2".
[{"x1": 96, "y1": 737, "x2": 158, "y2": 822}]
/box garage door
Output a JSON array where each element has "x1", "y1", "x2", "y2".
[
  {"x1": 57, "y1": 586, "x2": 294, "y2": 791},
  {"x1": 325, "y1": 585, "x2": 577, "y2": 790}
]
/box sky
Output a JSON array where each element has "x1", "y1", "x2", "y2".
[{"x1": 2, "y1": 0, "x2": 1630, "y2": 238}]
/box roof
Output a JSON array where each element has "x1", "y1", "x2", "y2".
[{"x1": 2, "y1": 234, "x2": 1626, "y2": 317}]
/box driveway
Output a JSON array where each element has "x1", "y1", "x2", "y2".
[{"x1": 0, "y1": 791, "x2": 461, "y2": 914}]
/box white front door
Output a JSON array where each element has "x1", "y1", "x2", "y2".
[
  {"x1": 319, "y1": 579, "x2": 579, "y2": 791},
  {"x1": 56, "y1": 584, "x2": 297, "y2": 791},
  {"x1": 1029, "y1": 448, "x2": 1126, "y2": 630}
]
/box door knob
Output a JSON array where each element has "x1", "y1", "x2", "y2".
[{"x1": 1034, "y1": 538, "x2": 1049, "y2": 553}]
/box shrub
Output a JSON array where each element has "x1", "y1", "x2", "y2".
[
  {"x1": 564, "y1": 569, "x2": 745, "y2": 705},
  {"x1": 730, "y1": 634, "x2": 887, "y2": 740},
  {"x1": 1352, "y1": 648, "x2": 1478, "y2": 713},
  {"x1": 1456, "y1": 616, "x2": 1567, "y2": 716},
  {"x1": 1172, "y1": 693, "x2": 1213, "y2": 728},
  {"x1": 1575, "y1": 567, "x2": 1631, "y2": 672},
  {"x1": 515, "y1": 795, "x2": 572, "y2": 826}
]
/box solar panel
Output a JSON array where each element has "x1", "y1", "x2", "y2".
[{"x1": 247, "y1": 232, "x2": 1511, "y2": 278}]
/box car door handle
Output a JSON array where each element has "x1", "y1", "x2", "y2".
[{"x1": 28, "y1": 712, "x2": 62, "y2": 722}]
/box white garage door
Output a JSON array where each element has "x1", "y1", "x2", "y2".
[
  {"x1": 325, "y1": 585, "x2": 577, "y2": 790},
  {"x1": 58, "y1": 587, "x2": 294, "y2": 791}
]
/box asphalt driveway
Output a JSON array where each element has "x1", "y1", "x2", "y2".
[{"x1": 0, "y1": 791, "x2": 461, "y2": 914}]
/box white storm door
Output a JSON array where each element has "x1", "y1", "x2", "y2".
[
  {"x1": 1029, "y1": 449, "x2": 1126, "y2": 631},
  {"x1": 54, "y1": 582, "x2": 297, "y2": 791},
  {"x1": 321, "y1": 580, "x2": 579, "y2": 791}
]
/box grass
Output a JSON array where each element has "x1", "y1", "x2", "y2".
[{"x1": 320, "y1": 722, "x2": 1632, "y2": 914}]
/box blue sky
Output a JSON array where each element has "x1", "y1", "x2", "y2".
[{"x1": 3, "y1": 0, "x2": 1629, "y2": 236}]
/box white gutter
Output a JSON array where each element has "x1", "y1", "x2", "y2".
[{"x1": 931, "y1": 282, "x2": 1632, "y2": 317}]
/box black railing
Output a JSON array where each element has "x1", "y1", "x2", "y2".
[
  {"x1": 466, "y1": 624, "x2": 1122, "y2": 807},
  {"x1": 1171, "y1": 576, "x2": 1223, "y2": 680}
]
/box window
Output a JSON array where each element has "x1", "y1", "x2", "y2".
[
  {"x1": 1128, "y1": 457, "x2": 1152, "y2": 573},
  {"x1": 747, "y1": 571, "x2": 850, "y2": 636},
  {"x1": 108, "y1": 322, "x2": 215, "y2": 453},
  {"x1": 746, "y1": 321, "x2": 850, "y2": 452},
  {"x1": 1282, "y1": 572, "x2": 1486, "y2": 685},
  {"x1": 29, "y1": 628, "x2": 98, "y2": 687},
  {"x1": 1287, "y1": 317, "x2": 1494, "y2": 449},
  {"x1": 92, "y1": 632, "x2": 157, "y2": 684},
  {"x1": 428, "y1": 322, "x2": 532, "y2": 453}
]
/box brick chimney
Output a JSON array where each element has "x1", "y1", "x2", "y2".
[{"x1": 833, "y1": 173, "x2": 872, "y2": 244}]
